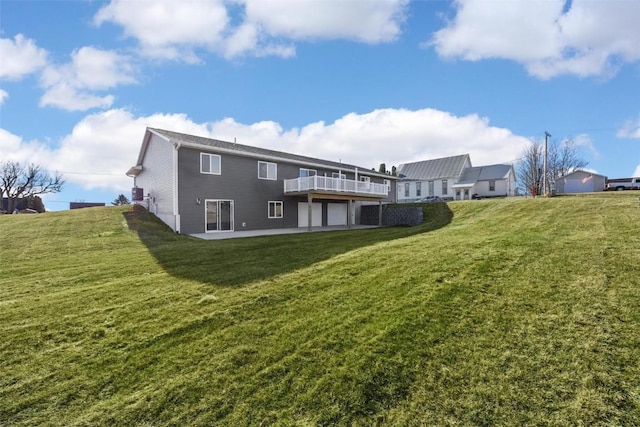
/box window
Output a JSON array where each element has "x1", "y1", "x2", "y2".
[
  {"x1": 258, "y1": 161, "x2": 277, "y2": 180},
  {"x1": 360, "y1": 176, "x2": 371, "y2": 182},
  {"x1": 416, "y1": 182, "x2": 422, "y2": 197},
  {"x1": 201, "y1": 153, "x2": 221, "y2": 175},
  {"x1": 489, "y1": 180, "x2": 496, "y2": 191},
  {"x1": 404, "y1": 183, "x2": 410, "y2": 197},
  {"x1": 442, "y1": 179, "x2": 448, "y2": 195},
  {"x1": 384, "y1": 179, "x2": 391, "y2": 192},
  {"x1": 268, "y1": 201, "x2": 283, "y2": 218},
  {"x1": 300, "y1": 168, "x2": 317, "y2": 177},
  {"x1": 332, "y1": 172, "x2": 346, "y2": 179},
  {"x1": 428, "y1": 181, "x2": 434, "y2": 196}
]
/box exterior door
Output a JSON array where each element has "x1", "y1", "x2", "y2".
[
  {"x1": 297, "y1": 202, "x2": 322, "y2": 227},
  {"x1": 206, "y1": 200, "x2": 234, "y2": 232}
]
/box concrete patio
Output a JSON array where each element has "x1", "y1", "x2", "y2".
[{"x1": 189, "y1": 225, "x2": 380, "y2": 240}]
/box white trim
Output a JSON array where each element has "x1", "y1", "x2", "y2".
[
  {"x1": 300, "y1": 168, "x2": 317, "y2": 177},
  {"x1": 268, "y1": 201, "x2": 283, "y2": 218},
  {"x1": 200, "y1": 153, "x2": 221, "y2": 175},
  {"x1": 258, "y1": 161, "x2": 277, "y2": 180},
  {"x1": 204, "y1": 199, "x2": 234, "y2": 232}
]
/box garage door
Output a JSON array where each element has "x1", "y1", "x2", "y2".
[
  {"x1": 297, "y1": 202, "x2": 322, "y2": 227},
  {"x1": 564, "y1": 179, "x2": 591, "y2": 193},
  {"x1": 327, "y1": 203, "x2": 348, "y2": 226}
]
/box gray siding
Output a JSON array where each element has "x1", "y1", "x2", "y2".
[{"x1": 177, "y1": 147, "x2": 395, "y2": 233}]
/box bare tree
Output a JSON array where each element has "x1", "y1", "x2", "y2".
[
  {"x1": 0, "y1": 161, "x2": 64, "y2": 213},
  {"x1": 517, "y1": 138, "x2": 588, "y2": 196},
  {"x1": 517, "y1": 140, "x2": 544, "y2": 197}
]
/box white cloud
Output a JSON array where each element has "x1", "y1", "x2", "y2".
[
  {"x1": 0, "y1": 89, "x2": 8, "y2": 105},
  {"x1": 0, "y1": 34, "x2": 48, "y2": 80},
  {"x1": 94, "y1": 0, "x2": 230, "y2": 61},
  {"x1": 617, "y1": 116, "x2": 640, "y2": 139},
  {"x1": 431, "y1": 0, "x2": 640, "y2": 79},
  {"x1": 1, "y1": 107, "x2": 529, "y2": 194},
  {"x1": 94, "y1": 0, "x2": 408, "y2": 60},
  {"x1": 242, "y1": 0, "x2": 407, "y2": 43},
  {"x1": 39, "y1": 46, "x2": 136, "y2": 111}
]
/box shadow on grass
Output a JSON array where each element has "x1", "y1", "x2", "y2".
[{"x1": 123, "y1": 203, "x2": 453, "y2": 287}]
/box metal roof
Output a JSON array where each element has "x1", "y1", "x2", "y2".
[
  {"x1": 144, "y1": 128, "x2": 393, "y2": 179},
  {"x1": 397, "y1": 154, "x2": 471, "y2": 180},
  {"x1": 453, "y1": 164, "x2": 513, "y2": 187}
]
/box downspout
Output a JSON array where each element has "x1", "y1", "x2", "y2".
[{"x1": 174, "y1": 142, "x2": 181, "y2": 233}]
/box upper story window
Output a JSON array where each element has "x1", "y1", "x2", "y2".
[
  {"x1": 360, "y1": 176, "x2": 370, "y2": 182},
  {"x1": 201, "y1": 153, "x2": 221, "y2": 175},
  {"x1": 300, "y1": 168, "x2": 317, "y2": 177},
  {"x1": 332, "y1": 172, "x2": 346, "y2": 179},
  {"x1": 258, "y1": 161, "x2": 277, "y2": 180},
  {"x1": 489, "y1": 180, "x2": 496, "y2": 191},
  {"x1": 442, "y1": 179, "x2": 448, "y2": 195},
  {"x1": 384, "y1": 179, "x2": 391, "y2": 192},
  {"x1": 416, "y1": 182, "x2": 422, "y2": 197}
]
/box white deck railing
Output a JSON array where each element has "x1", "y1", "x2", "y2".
[{"x1": 284, "y1": 176, "x2": 389, "y2": 197}]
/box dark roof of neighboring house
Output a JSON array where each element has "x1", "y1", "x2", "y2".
[
  {"x1": 455, "y1": 164, "x2": 514, "y2": 186},
  {"x1": 397, "y1": 154, "x2": 471, "y2": 180},
  {"x1": 133, "y1": 128, "x2": 394, "y2": 179}
]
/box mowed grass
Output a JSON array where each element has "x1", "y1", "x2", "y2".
[{"x1": 1, "y1": 194, "x2": 639, "y2": 425}]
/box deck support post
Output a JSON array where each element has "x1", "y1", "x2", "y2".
[
  {"x1": 378, "y1": 201, "x2": 383, "y2": 226},
  {"x1": 307, "y1": 193, "x2": 313, "y2": 232}
]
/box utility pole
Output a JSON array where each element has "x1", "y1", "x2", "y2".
[{"x1": 544, "y1": 131, "x2": 551, "y2": 196}]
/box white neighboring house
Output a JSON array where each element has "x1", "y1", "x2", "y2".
[
  {"x1": 451, "y1": 164, "x2": 516, "y2": 200},
  {"x1": 555, "y1": 170, "x2": 607, "y2": 193},
  {"x1": 397, "y1": 154, "x2": 516, "y2": 202},
  {"x1": 397, "y1": 154, "x2": 471, "y2": 202}
]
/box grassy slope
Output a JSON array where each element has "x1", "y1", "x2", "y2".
[{"x1": 1, "y1": 194, "x2": 639, "y2": 425}]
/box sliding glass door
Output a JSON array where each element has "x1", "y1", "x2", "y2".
[{"x1": 205, "y1": 200, "x2": 234, "y2": 232}]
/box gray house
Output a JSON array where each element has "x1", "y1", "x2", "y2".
[{"x1": 126, "y1": 128, "x2": 396, "y2": 235}]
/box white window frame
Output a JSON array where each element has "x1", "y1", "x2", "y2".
[
  {"x1": 384, "y1": 179, "x2": 391, "y2": 192},
  {"x1": 416, "y1": 182, "x2": 422, "y2": 197},
  {"x1": 428, "y1": 181, "x2": 434, "y2": 196},
  {"x1": 258, "y1": 161, "x2": 277, "y2": 180},
  {"x1": 442, "y1": 179, "x2": 448, "y2": 195},
  {"x1": 200, "y1": 153, "x2": 221, "y2": 175},
  {"x1": 332, "y1": 172, "x2": 346, "y2": 179},
  {"x1": 300, "y1": 168, "x2": 317, "y2": 177},
  {"x1": 360, "y1": 176, "x2": 371, "y2": 182},
  {"x1": 489, "y1": 180, "x2": 496, "y2": 191},
  {"x1": 404, "y1": 183, "x2": 410, "y2": 197},
  {"x1": 268, "y1": 201, "x2": 283, "y2": 219}
]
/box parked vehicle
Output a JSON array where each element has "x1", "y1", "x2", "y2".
[
  {"x1": 606, "y1": 177, "x2": 640, "y2": 191},
  {"x1": 418, "y1": 196, "x2": 442, "y2": 202}
]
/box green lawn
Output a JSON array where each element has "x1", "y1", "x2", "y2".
[{"x1": 1, "y1": 194, "x2": 639, "y2": 425}]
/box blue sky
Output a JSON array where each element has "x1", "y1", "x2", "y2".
[{"x1": 1, "y1": 0, "x2": 639, "y2": 210}]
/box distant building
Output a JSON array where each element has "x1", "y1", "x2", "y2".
[
  {"x1": 555, "y1": 170, "x2": 607, "y2": 194},
  {"x1": 70, "y1": 202, "x2": 106, "y2": 210}
]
